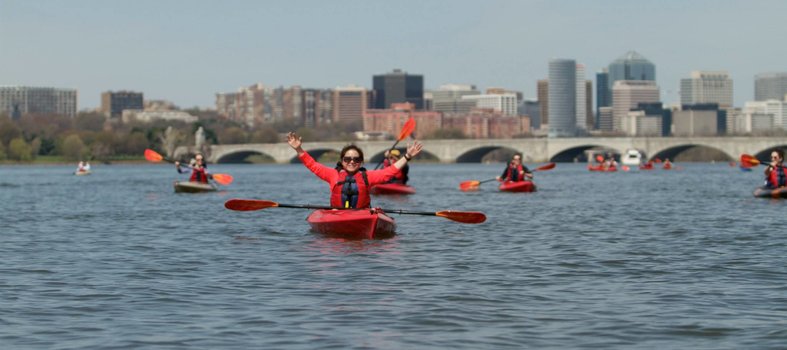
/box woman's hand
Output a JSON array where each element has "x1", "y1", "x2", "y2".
[
  {"x1": 406, "y1": 141, "x2": 423, "y2": 159},
  {"x1": 287, "y1": 132, "x2": 305, "y2": 155}
]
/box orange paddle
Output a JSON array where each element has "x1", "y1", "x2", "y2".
[
  {"x1": 459, "y1": 162, "x2": 556, "y2": 191},
  {"x1": 374, "y1": 116, "x2": 416, "y2": 169},
  {"x1": 224, "y1": 199, "x2": 486, "y2": 224},
  {"x1": 145, "y1": 148, "x2": 233, "y2": 186}
]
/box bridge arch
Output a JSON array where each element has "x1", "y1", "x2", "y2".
[
  {"x1": 289, "y1": 148, "x2": 340, "y2": 164},
  {"x1": 753, "y1": 145, "x2": 787, "y2": 162},
  {"x1": 368, "y1": 148, "x2": 440, "y2": 164},
  {"x1": 550, "y1": 145, "x2": 622, "y2": 162},
  {"x1": 650, "y1": 144, "x2": 733, "y2": 162},
  {"x1": 456, "y1": 146, "x2": 522, "y2": 163},
  {"x1": 216, "y1": 150, "x2": 275, "y2": 163}
]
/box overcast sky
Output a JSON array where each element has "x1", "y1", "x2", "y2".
[{"x1": 1, "y1": 0, "x2": 785, "y2": 110}]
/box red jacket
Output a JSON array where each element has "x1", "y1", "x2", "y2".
[
  {"x1": 766, "y1": 165, "x2": 787, "y2": 188},
  {"x1": 190, "y1": 167, "x2": 209, "y2": 183},
  {"x1": 299, "y1": 152, "x2": 399, "y2": 208}
]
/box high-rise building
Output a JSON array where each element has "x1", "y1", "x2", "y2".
[
  {"x1": 431, "y1": 84, "x2": 479, "y2": 113},
  {"x1": 548, "y1": 59, "x2": 577, "y2": 137},
  {"x1": 302, "y1": 89, "x2": 333, "y2": 128},
  {"x1": 602, "y1": 51, "x2": 656, "y2": 119},
  {"x1": 755, "y1": 72, "x2": 787, "y2": 101},
  {"x1": 216, "y1": 83, "x2": 265, "y2": 126},
  {"x1": 608, "y1": 51, "x2": 656, "y2": 89},
  {"x1": 745, "y1": 99, "x2": 787, "y2": 130},
  {"x1": 372, "y1": 69, "x2": 424, "y2": 109},
  {"x1": 537, "y1": 79, "x2": 549, "y2": 129},
  {"x1": 0, "y1": 86, "x2": 77, "y2": 118},
  {"x1": 333, "y1": 85, "x2": 370, "y2": 124},
  {"x1": 595, "y1": 69, "x2": 610, "y2": 129},
  {"x1": 520, "y1": 99, "x2": 540, "y2": 129},
  {"x1": 680, "y1": 71, "x2": 733, "y2": 107},
  {"x1": 461, "y1": 93, "x2": 519, "y2": 116},
  {"x1": 576, "y1": 64, "x2": 587, "y2": 132},
  {"x1": 612, "y1": 80, "x2": 660, "y2": 132},
  {"x1": 101, "y1": 91, "x2": 143, "y2": 118}
]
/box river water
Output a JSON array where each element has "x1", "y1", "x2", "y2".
[{"x1": 1, "y1": 162, "x2": 785, "y2": 349}]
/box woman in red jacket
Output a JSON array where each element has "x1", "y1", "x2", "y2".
[
  {"x1": 764, "y1": 149, "x2": 787, "y2": 189},
  {"x1": 287, "y1": 132, "x2": 422, "y2": 209}
]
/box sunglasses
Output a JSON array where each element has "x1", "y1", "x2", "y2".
[{"x1": 342, "y1": 157, "x2": 362, "y2": 164}]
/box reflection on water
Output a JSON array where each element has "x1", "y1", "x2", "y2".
[{"x1": 0, "y1": 163, "x2": 785, "y2": 348}]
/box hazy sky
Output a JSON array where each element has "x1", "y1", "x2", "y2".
[{"x1": 1, "y1": 0, "x2": 785, "y2": 110}]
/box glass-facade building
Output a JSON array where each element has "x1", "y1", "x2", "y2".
[
  {"x1": 372, "y1": 69, "x2": 424, "y2": 109},
  {"x1": 548, "y1": 59, "x2": 576, "y2": 137},
  {"x1": 755, "y1": 72, "x2": 787, "y2": 101}
]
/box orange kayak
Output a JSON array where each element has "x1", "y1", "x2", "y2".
[
  {"x1": 498, "y1": 181, "x2": 537, "y2": 193},
  {"x1": 370, "y1": 183, "x2": 416, "y2": 195},
  {"x1": 306, "y1": 209, "x2": 395, "y2": 240}
]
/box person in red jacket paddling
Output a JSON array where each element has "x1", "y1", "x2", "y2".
[
  {"x1": 175, "y1": 153, "x2": 210, "y2": 183},
  {"x1": 382, "y1": 149, "x2": 410, "y2": 185},
  {"x1": 764, "y1": 149, "x2": 787, "y2": 189},
  {"x1": 287, "y1": 132, "x2": 423, "y2": 209},
  {"x1": 497, "y1": 154, "x2": 532, "y2": 182}
]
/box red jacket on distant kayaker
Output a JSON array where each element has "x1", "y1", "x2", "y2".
[
  {"x1": 382, "y1": 149, "x2": 409, "y2": 185},
  {"x1": 764, "y1": 149, "x2": 787, "y2": 189},
  {"x1": 497, "y1": 154, "x2": 532, "y2": 182},
  {"x1": 175, "y1": 153, "x2": 210, "y2": 183},
  {"x1": 287, "y1": 132, "x2": 423, "y2": 209}
]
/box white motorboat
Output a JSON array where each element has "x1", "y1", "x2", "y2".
[{"x1": 621, "y1": 149, "x2": 642, "y2": 166}]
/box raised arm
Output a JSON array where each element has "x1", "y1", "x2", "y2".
[{"x1": 391, "y1": 141, "x2": 423, "y2": 170}]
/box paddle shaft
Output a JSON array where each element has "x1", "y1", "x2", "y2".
[
  {"x1": 265, "y1": 203, "x2": 458, "y2": 217},
  {"x1": 374, "y1": 140, "x2": 402, "y2": 170}
]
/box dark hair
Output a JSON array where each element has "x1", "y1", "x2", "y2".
[
  {"x1": 335, "y1": 145, "x2": 364, "y2": 170},
  {"x1": 774, "y1": 149, "x2": 785, "y2": 160}
]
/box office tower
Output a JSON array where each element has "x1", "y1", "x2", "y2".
[
  {"x1": 333, "y1": 85, "x2": 369, "y2": 124},
  {"x1": 520, "y1": 98, "x2": 541, "y2": 129},
  {"x1": 302, "y1": 89, "x2": 333, "y2": 128},
  {"x1": 537, "y1": 79, "x2": 549, "y2": 129},
  {"x1": 612, "y1": 80, "x2": 660, "y2": 132},
  {"x1": 372, "y1": 69, "x2": 424, "y2": 109},
  {"x1": 548, "y1": 59, "x2": 577, "y2": 137},
  {"x1": 576, "y1": 64, "x2": 587, "y2": 132},
  {"x1": 461, "y1": 93, "x2": 519, "y2": 116},
  {"x1": 745, "y1": 99, "x2": 787, "y2": 130},
  {"x1": 596, "y1": 69, "x2": 609, "y2": 129},
  {"x1": 755, "y1": 72, "x2": 787, "y2": 101},
  {"x1": 431, "y1": 84, "x2": 480, "y2": 113},
  {"x1": 673, "y1": 104, "x2": 721, "y2": 136},
  {"x1": 101, "y1": 91, "x2": 143, "y2": 118},
  {"x1": 680, "y1": 71, "x2": 733, "y2": 107},
  {"x1": 602, "y1": 51, "x2": 657, "y2": 119},
  {"x1": 0, "y1": 86, "x2": 77, "y2": 118}
]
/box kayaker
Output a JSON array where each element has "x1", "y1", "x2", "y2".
[
  {"x1": 497, "y1": 154, "x2": 532, "y2": 182},
  {"x1": 382, "y1": 149, "x2": 409, "y2": 185},
  {"x1": 286, "y1": 131, "x2": 422, "y2": 208},
  {"x1": 602, "y1": 154, "x2": 618, "y2": 170},
  {"x1": 175, "y1": 153, "x2": 210, "y2": 183},
  {"x1": 83, "y1": 162, "x2": 91, "y2": 172},
  {"x1": 76, "y1": 161, "x2": 85, "y2": 173},
  {"x1": 764, "y1": 149, "x2": 787, "y2": 189}
]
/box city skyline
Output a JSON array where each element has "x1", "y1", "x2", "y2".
[{"x1": 1, "y1": 0, "x2": 786, "y2": 110}]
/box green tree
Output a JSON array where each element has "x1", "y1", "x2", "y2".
[
  {"x1": 249, "y1": 127, "x2": 280, "y2": 143},
  {"x1": 0, "y1": 118, "x2": 22, "y2": 146},
  {"x1": 74, "y1": 112, "x2": 106, "y2": 132},
  {"x1": 0, "y1": 141, "x2": 6, "y2": 160},
  {"x1": 119, "y1": 132, "x2": 149, "y2": 155},
  {"x1": 60, "y1": 134, "x2": 86, "y2": 160},
  {"x1": 218, "y1": 126, "x2": 247, "y2": 144},
  {"x1": 8, "y1": 137, "x2": 33, "y2": 161},
  {"x1": 30, "y1": 137, "x2": 41, "y2": 159}
]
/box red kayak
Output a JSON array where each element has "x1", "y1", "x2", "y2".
[
  {"x1": 306, "y1": 209, "x2": 395, "y2": 240},
  {"x1": 369, "y1": 183, "x2": 416, "y2": 195},
  {"x1": 588, "y1": 165, "x2": 617, "y2": 172},
  {"x1": 663, "y1": 164, "x2": 673, "y2": 170},
  {"x1": 498, "y1": 181, "x2": 537, "y2": 193}
]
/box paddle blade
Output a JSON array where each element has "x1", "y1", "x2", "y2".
[
  {"x1": 435, "y1": 211, "x2": 486, "y2": 224},
  {"x1": 224, "y1": 199, "x2": 279, "y2": 211},
  {"x1": 595, "y1": 155, "x2": 604, "y2": 163},
  {"x1": 212, "y1": 173, "x2": 234, "y2": 185},
  {"x1": 459, "y1": 180, "x2": 481, "y2": 191},
  {"x1": 535, "y1": 162, "x2": 556, "y2": 171},
  {"x1": 740, "y1": 154, "x2": 760, "y2": 166},
  {"x1": 622, "y1": 165, "x2": 630, "y2": 171},
  {"x1": 397, "y1": 117, "x2": 416, "y2": 141},
  {"x1": 144, "y1": 149, "x2": 163, "y2": 162}
]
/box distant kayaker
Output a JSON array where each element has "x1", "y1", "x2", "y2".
[
  {"x1": 497, "y1": 154, "x2": 532, "y2": 182},
  {"x1": 83, "y1": 162, "x2": 91, "y2": 172},
  {"x1": 76, "y1": 161, "x2": 86, "y2": 173},
  {"x1": 382, "y1": 149, "x2": 410, "y2": 185},
  {"x1": 764, "y1": 149, "x2": 787, "y2": 189},
  {"x1": 286, "y1": 131, "x2": 422, "y2": 209},
  {"x1": 175, "y1": 153, "x2": 210, "y2": 183}
]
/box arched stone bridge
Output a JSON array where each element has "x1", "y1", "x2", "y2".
[{"x1": 182, "y1": 137, "x2": 787, "y2": 163}]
